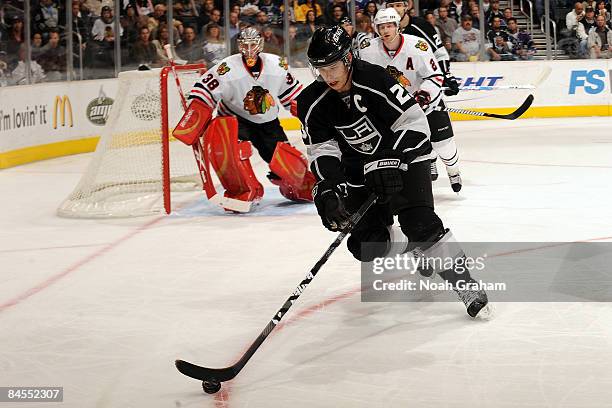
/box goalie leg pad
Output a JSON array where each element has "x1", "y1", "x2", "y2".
[
  {"x1": 173, "y1": 98, "x2": 213, "y2": 145},
  {"x1": 204, "y1": 116, "x2": 264, "y2": 205},
  {"x1": 268, "y1": 142, "x2": 315, "y2": 202}
]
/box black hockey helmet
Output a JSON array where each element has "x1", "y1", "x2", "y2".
[{"x1": 307, "y1": 26, "x2": 353, "y2": 68}]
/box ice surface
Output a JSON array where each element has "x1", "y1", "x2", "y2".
[{"x1": 1, "y1": 117, "x2": 611, "y2": 408}]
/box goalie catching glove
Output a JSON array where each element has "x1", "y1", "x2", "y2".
[
  {"x1": 363, "y1": 150, "x2": 405, "y2": 204},
  {"x1": 313, "y1": 179, "x2": 350, "y2": 232}
]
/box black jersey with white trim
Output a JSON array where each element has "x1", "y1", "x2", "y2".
[
  {"x1": 403, "y1": 16, "x2": 451, "y2": 74},
  {"x1": 296, "y1": 59, "x2": 433, "y2": 184}
]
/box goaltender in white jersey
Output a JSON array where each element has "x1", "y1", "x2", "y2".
[
  {"x1": 174, "y1": 28, "x2": 314, "y2": 212},
  {"x1": 359, "y1": 8, "x2": 463, "y2": 192}
]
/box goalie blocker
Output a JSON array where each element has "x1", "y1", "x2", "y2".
[{"x1": 173, "y1": 98, "x2": 314, "y2": 210}]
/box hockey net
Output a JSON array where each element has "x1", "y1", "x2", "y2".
[{"x1": 58, "y1": 65, "x2": 207, "y2": 218}]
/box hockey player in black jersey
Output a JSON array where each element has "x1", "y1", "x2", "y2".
[
  {"x1": 386, "y1": 1, "x2": 463, "y2": 190},
  {"x1": 296, "y1": 26, "x2": 490, "y2": 318}
]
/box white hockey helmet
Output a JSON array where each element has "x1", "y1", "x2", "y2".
[
  {"x1": 373, "y1": 8, "x2": 401, "y2": 37},
  {"x1": 238, "y1": 27, "x2": 264, "y2": 67}
]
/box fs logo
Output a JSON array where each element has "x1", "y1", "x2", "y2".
[
  {"x1": 569, "y1": 70, "x2": 607, "y2": 94},
  {"x1": 53, "y1": 95, "x2": 73, "y2": 129}
]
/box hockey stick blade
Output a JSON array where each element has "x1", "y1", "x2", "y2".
[
  {"x1": 441, "y1": 94, "x2": 534, "y2": 120},
  {"x1": 175, "y1": 194, "x2": 378, "y2": 391}
]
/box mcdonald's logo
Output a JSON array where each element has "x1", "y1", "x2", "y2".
[{"x1": 53, "y1": 95, "x2": 73, "y2": 129}]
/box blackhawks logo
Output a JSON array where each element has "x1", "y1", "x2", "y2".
[
  {"x1": 386, "y1": 66, "x2": 411, "y2": 88},
  {"x1": 415, "y1": 40, "x2": 429, "y2": 52},
  {"x1": 217, "y1": 62, "x2": 230, "y2": 75},
  {"x1": 243, "y1": 86, "x2": 275, "y2": 115},
  {"x1": 278, "y1": 56, "x2": 288, "y2": 70}
]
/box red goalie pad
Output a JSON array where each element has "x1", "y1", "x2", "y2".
[
  {"x1": 204, "y1": 117, "x2": 264, "y2": 205},
  {"x1": 269, "y1": 142, "x2": 315, "y2": 202},
  {"x1": 173, "y1": 98, "x2": 213, "y2": 145}
]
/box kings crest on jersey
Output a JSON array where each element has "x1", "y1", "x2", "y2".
[
  {"x1": 187, "y1": 53, "x2": 302, "y2": 124},
  {"x1": 296, "y1": 59, "x2": 434, "y2": 183}
]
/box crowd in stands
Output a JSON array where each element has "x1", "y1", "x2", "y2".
[{"x1": 0, "y1": 0, "x2": 609, "y2": 86}]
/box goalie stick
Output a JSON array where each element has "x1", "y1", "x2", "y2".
[
  {"x1": 164, "y1": 45, "x2": 253, "y2": 213},
  {"x1": 434, "y1": 94, "x2": 534, "y2": 120},
  {"x1": 175, "y1": 194, "x2": 378, "y2": 394}
]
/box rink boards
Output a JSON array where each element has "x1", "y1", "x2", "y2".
[{"x1": 0, "y1": 59, "x2": 610, "y2": 169}]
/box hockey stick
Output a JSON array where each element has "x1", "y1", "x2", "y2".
[
  {"x1": 175, "y1": 193, "x2": 378, "y2": 394},
  {"x1": 163, "y1": 45, "x2": 253, "y2": 213},
  {"x1": 435, "y1": 94, "x2": 534, "y2": 120}
]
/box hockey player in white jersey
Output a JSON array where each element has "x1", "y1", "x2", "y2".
[
  {"x1": 172, "y1": 27, "x2": 315, "y2": 211},
  {"x1": 360, "y1": 8, "x2": 463, "y2": 192}
]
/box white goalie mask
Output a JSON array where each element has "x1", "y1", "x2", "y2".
[
  {"x1": 374, "y1": 8, "x2": 401, "y2": 38},
  {"x1": 237, "y1": 27, "x2": 264, "y2": 67}
]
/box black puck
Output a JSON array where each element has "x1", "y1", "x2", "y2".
[{"x1": 202, "y1": 379, "x2": 221, "y2": 394}]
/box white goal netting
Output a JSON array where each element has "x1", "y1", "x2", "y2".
[{"x1": 58, "y1": 66, "x2": 205, "y2": 218}]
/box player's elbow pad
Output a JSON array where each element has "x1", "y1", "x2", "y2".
[{"x1": 172, "y1": 98, "x2": 213, "y2": 145}]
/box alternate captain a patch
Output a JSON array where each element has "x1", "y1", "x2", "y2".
[
  {"x1": 415, "y1": 40, "x2": 429, "y2": 52},
  {"x1": 217, "y1": 62, "x2": 230, "y2": 75}
]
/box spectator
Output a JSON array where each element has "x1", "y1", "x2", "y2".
[
  {"x1": 507, "y1": 17, "x2": 536, "y2": 59},
  {"x1": 147, "y1": 3, "x2": 167, "y2": 35},
  {"x1": 488, "y1": 31, "x2": 514, "y2": 59},
  {"x1": 31, "y1": 32, "x2": 44, "y2": 59},
  {"x1": 425, "y1": 11, "x2": 444, "y2": 41},
  {"x1": 486, "y1": 16, "x2": 510, "y2": 44},
  {"x1": 482, "y1": 0, "x2": 491, "y2": 12},
  {"x1": 121, "y1": 3, "x2": 141, "y2": 44},
  {"x1": 363, "y1": 1, "x2": 379, "y2": 22},
  {"x1": 174, "y1": 0, "x2": 199, "y2": 28},
  {"x1": 12, "y1": 45, "x2": 45, "y2": 84},
  {"x1": 451, "y1": 15, "x2": 481, "y2": 61},
  {"x1": 89, "y1": 5, "x2": 122, "y2": 75},
  {"x1": 131, "y1": 25, "x2": 158, "y2": 66},
  {"x1": 5, "y1": 15, "x2": 25, "y2": 64},
  {"x1": 469, "y1": 5, "x2": 481, "y2": 29},
  {"x1": 83, "y1": 0, "x2": 112, "y2": 18},
  {"x1": 595, "y1": 0, "x2": 610, "y2": 23},
  {"x1": 152, "y1": 22, "x2": 171, "y2": 63},
  {"x1": 254, "y1": 10, "x2": 270, "y2": 29},
  {"x1": 299, "y1": 9, "x2": 319, "y2": 39},
  {"x1": 70, "y1": 0, "x2": 91, "y2": 45},
  {"x1": 587, "y1": 14, "x2": 612, "y2": 57},
  {"x1": 261, "y1": 24, "x2": 282, "y2": 55},
  {"x1": 228, "y1": 11, "x2": 241, "y2": 39},
  {"x1": 176, "y1": 26, "x2": 204, "y2": 64},
  {"x1": 502, "y1": 7, "x2": 513, "y2": 26},
  {"x1": 437, "y1": 6, "x2": 458, "y2": 43},
  {"x1": 355, "y1": 14, "x2": 375, "y2": 42},
  {"x1": 37, "y1": 28, "x2": 66, "y2": 81},
  {"x1": 326, "y1": 1, "x2": 348, "y2": 25},
  {"x1": 448, "y1": 0, "x2": 465, "y2": 21},
  {"x1": 32, "y1": 0, "x2": 59, "y2": 36},
  {"x1": 299, "y1": 0, "x2": 324, "y2": 23},
  {"x1": 259, "y1": 0, "x2": 282, "y2": 26},
  {"x1": 577, "y1": 6, "x2": 596, "y2": 54},
  {"x1": 328, "y1": 5, "x2": 346, "y2": 25},
  {"x1": 0, "y1": 51, "x2": 10, "y2": 87},
  {"x1": 202, "y1": 23, "x2": 225, "y2": 66},
  {"x1": 237, "y1": 0, "x2": 259, "y2": 22},
  {"x1": 566, "y1": 2, "x2": 585, "y2": 33},
  {"x1": 135, "y1": 0, "x2": 154, "y2": 17},
  {"x1": 485, "y1": 0, "x2": 504, "y2": 26},
  {"x1": 288, "y1": 23, "x2": 307, "y2": 66}
]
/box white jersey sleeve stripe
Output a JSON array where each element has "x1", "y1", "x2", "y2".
[
  {"x1": 191, "y1": 89, "x2": 216, "y2": 108},
  {"x1": 280, "y1": 84, "x2": 303, "y2": 105}
]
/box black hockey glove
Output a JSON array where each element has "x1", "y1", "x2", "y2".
[
  {"x1": 363, "y1": 150, "x2": 405, "y2": 204},
  {"x1": 313, "y1": 179, "x2": 350, "y2": 232},
  {"x1": 443, "y1": 74, "x2": 460, "y2": 96},
  {"x1": 414, "y1": 90, "x2": 431, "y2": 110}
]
